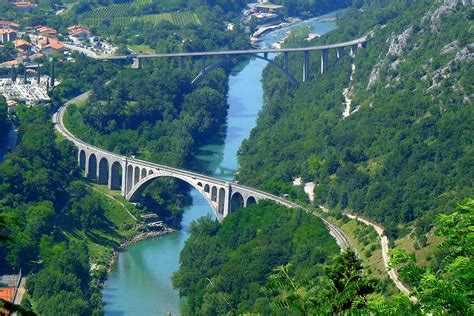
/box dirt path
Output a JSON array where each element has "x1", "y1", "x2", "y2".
[{"x1": 344, "y1": 213, "x2": 416, "y2": 301}]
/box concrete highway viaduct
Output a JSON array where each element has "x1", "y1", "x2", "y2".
[{"x1": 96, "y1": 36, "x2": 368, "y2": 85}]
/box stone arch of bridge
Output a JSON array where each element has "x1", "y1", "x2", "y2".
[
  {"x1": 126, "y1": 173, "x2": 223, "y2": 217},
  {"x1": 79, "y1": 150, "x2": 86, "y2": 170},
  {"x1": 88, "y1": 153, "x2": 97, "y2": 180},
  {"x1": 98, "y1": 157, "x2": 109, "y2": 184},
  {"x1": 192, "y1": 54, "x2": 298, "y2": 86}
]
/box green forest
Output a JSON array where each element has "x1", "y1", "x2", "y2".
[
  {"x1": 237, "y1": 0, "x2": 474, "y2": 241},
  {"x1": 172, "y1": 201, "x2": 340, "y2": 314},
  {"x1": 0, "y1": 105, "x2": 140, "y2": 315},
  {"x1": 1, "y1": 0, "x2": 472, "y2": 314}
]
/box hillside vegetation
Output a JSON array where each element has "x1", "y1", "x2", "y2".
[
  {"x1": 238, "y1": 0, "x2": 473, "y2": 241},
  {"x1": 172, "y1": 201, "x2": 339, "y2": 314}
]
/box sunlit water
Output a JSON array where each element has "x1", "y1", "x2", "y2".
[{"x1": 103, "y1": 12, "x2": 338, "y2": 315}]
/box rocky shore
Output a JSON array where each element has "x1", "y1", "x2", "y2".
[{"x1": 105, "y1": 225, "x2": 176, "y2": 273}]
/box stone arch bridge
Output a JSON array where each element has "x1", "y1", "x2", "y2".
[
  {"x1": 54, "y1": 98, "x2": 309, "y2": 222},
  {"x1": 53, "y1": 95, "x2": 350, "y2": 247}
]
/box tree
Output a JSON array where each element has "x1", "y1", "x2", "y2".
[
  {"x1": 263, "y1": 250, "x2": 377, "y2": 314},
  {"x1": 390, "y1": 198, "x2": 474, "y2": 315}
]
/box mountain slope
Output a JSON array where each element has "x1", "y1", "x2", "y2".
[{"x1": 237, "y1": 0, "x2": 474, "y2": 240}]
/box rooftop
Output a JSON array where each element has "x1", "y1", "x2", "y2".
[
  {"x1": 0, "y1": 288, "x2": 14, "y2": 302},
  {"x1": 255, "y1": 2, "x2": 284, "y2": 9}
]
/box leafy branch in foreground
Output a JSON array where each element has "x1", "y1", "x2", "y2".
[
  {"x1": 389, "y1": 198, "x2": 474, "y2": 315},
  {"x1": 263, "y1": 250, "x2": 378, "y2": 315}
]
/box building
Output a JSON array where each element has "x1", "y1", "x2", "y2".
[
  {"x1": 34, "y1": 25, "x2": 57, "y2": 37},
  {"x1": 41, "y1": 42, "x2": 65, "y2": 57},
  {"x1": 0, "y1": 29, "x2": 17, "y2": 43},
  {"x1": 13, "y1": 39, "x2": 32, "y2": 53},
  {"x1": 13, "y1": 1, "x2": 38, "y2": 11},
  {"x1": 0, "y1": 21, "x2": 20, "y2": 29},
  {"x1": 67, "y1": 25, "x2": 91, "y2": 40},
  {"x1": 255, "y1": 2, "x2": 284, "y2": 14}
]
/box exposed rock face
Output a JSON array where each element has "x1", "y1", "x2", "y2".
[
  {"x1": 387, "y1": 27, "x2": 413, "y2": 57},
  {"x1": 426, "y1": 0, "x2": 472, "y2": 23},
  {"x1": 454, "y1": 45, "x2": 474, "y2": 62},
  {"x1": 440, "y1": 40, "x2": 459, "y2": 54}
]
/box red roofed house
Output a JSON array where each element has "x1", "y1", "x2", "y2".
[
  {"x1": 13, "y1": 39, "x2": 32, "y2": 52},
  {"x1": 0, "y1": 29, "x2": 17, "y2": 43},
  {"x1": 0, "y1": 21, "x2": 21, "y2": 28},
  {"x1": 35, "y1": 26, "x2": 57, "y2": 37},
  {"x1": 13, "y1": 1, "x2": 38, "y2": 11},
  {"x1": 41, "y1": 41, "x2": 65, "y2": 57},
  {"x1": 67, "y1": 25, "x2": 91, "y2": 39}
]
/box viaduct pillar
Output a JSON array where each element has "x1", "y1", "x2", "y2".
[
  {"x1": 132, "y1": 57, "x2": 142, "y2": 69},
  {"x1": 302, "y1": 51, "x2": 309, "y2": 82},
  {"x1": 223, "y1": 184, "x2": 231, "y2": 218},
  {"x1": 321, "y1": 49, "x2": 328, "y2": 74},
  {"x1": 350, "y1": 44, "x2": 357, "y2": 58},
  {"x1": 283, "y1": 51, "x2": 288, "y2": 71},
  {"x1": 336, "y1": 47, "x2": 343, "y2": 59}
]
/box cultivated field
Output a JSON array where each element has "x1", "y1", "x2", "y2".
[{"x1": 81, "y1": 1, "x2": 201, "y2": 27}]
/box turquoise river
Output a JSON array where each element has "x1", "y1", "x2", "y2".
[{"x1": 102, "y1": 12, "x2": 337, "y2": 315}]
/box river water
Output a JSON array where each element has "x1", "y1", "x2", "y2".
[{"x1": 102, "y1": 12, "x2": 337, "y2": 316}]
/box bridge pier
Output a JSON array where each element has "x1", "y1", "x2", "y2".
[
  {"x1": 336, "y1": 47, "x2": 343, "y2": 59},
  {"x1": 132, "y1": 57, "x2": 142, "y2": 69},
  {"x1": 302, "y1": 51, "x2": 309, "y2": 82},
  {"x1": 263, "y1": 52, "x2": 268, "y2": 60},
  {"x1": 350, "y1": 44, "x2": 357, "y2": 58},
  {"x1": 121, "y1": 158, "x2": 127, "y2": 196},
  {"x1": 321, "y1": 49, "x2": 328, "y2": 74},
  {"x1": 283, "y1": 51, "x2": 288, "y2": 71}
]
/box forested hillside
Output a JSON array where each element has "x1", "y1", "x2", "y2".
[
  {"x1": 0, "y1": 106, "x2": 141, "y2": 315},
  {"x1": 173, "y1": 201, "x2": 339, "y2": 314},
  {"x1": 238, "y1": 0, "x2": 473, "y2": 240},
  {"x1": 0, "y1": 97, "x2": 10, "y2": 141}
]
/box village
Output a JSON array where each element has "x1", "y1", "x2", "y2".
[{"x1": 0, "y1": 18, "x2": 116, "y2": 107}]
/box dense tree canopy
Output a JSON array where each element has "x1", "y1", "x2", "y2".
[
  {"x1": 172, "y1": 201, "x2": 339, "y2": 314},
  {"x1": 238, "y1": 0, "x2": 474, "y2": 240}
]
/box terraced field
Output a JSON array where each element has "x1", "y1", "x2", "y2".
[{"x1": 81, "y1": 1, "x2": 201, "y2": 27}]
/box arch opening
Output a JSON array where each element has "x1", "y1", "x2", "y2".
[
  {"x1": 111, "y1": 161, "x2": 122, "y2": 190},
  {"x1": 134, "y1": 166, "x2": 140, "y2": 185},
  {"x1": 197, "y1": 182, "x2": 203, "y2": 187},
  {"x1": 246, "y1": 196, "x2": 257, "y2": 207},
  {"x1": 230, "y1": 192, "x2": 244, "y2": 212},
  {"x1": 98, "y1": 158, "x2": 109, "y2": 185},
  {"x1": 141, "y1": 168, "x2": 147, "y2": 179},
  {"x1": 204, "y1": 184, "x2": 210, "y2": 193},
  {"x1": 79, "y1": 150, "x2": 86, "y2": 170},
  {"x1": 211, "y1": 186, "x2": 217, "y2": 202},
  {"x1": 218, "y1": 188, "x2": 226, "y2": 215},
  {"x1": 88, "y1": 154, "x2": 97, "y2": 180},
  {"x1": 148, "y1": 169, "x2": 153, "y2": 175}
]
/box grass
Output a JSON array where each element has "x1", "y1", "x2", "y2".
[
  {"x1": 59, "y1": 184, "x2": 139, "y2": 263},
  {"x1": 323, "y1": 212, "x2": 398, "y2": 295},
  {"x1": 394, "y1": 230, "x2": 444, "y2": 266},
  {"x1": 128, "y1": 44, "x2": 156, "y2": 54}
]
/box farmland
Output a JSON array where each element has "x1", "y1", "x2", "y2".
[{"x1": 81, "y1": 0, "x2": 201, "y2": 27}]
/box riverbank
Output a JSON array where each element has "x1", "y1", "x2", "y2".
[{"x1": 105, "y1": 226, "x2": 176, "y2": 274}]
